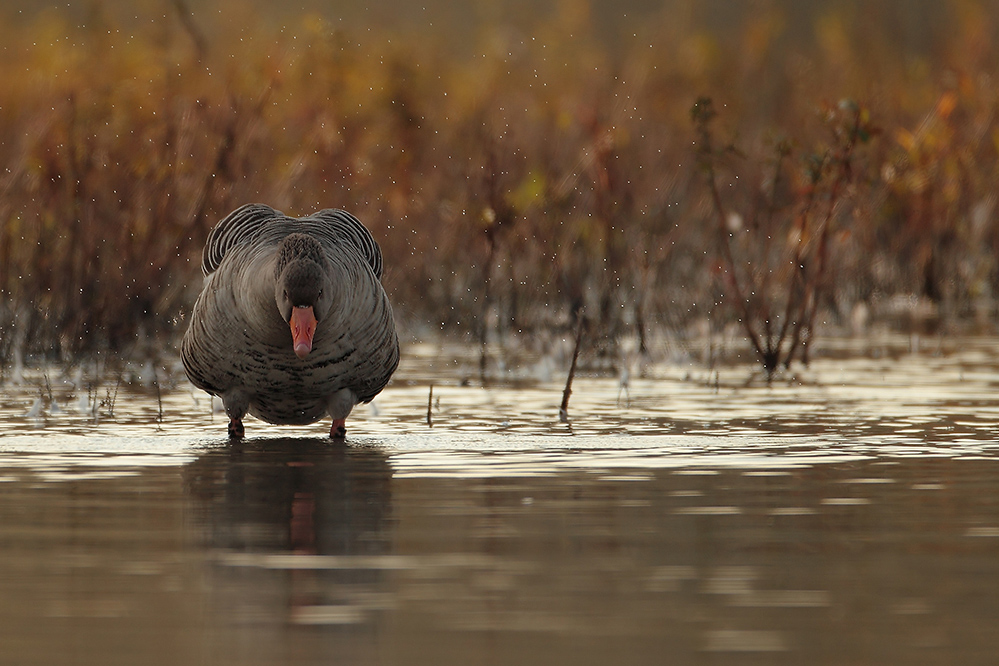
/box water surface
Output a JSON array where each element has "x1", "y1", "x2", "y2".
[{"x1": 2, "y1": 336, "x2": 999, "y2": 664}]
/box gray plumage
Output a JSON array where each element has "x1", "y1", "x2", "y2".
[{"x1": 182, "y1": 203, "x2": 399, "y2": 436}]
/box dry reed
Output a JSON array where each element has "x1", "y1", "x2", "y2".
[{"x1": 1, "y1": 1, "x2": 998, "y2": 374}]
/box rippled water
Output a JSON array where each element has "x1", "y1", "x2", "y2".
[{"x1": 2, "y1": 336, "x2": 999, "y2": 664}]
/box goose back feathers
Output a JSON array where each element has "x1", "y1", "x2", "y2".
[{"x1": 182, "y1": 203, "x2": 399, "y2": 436}]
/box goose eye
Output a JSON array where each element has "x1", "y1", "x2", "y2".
[
  {"x1": 283, "y1": 290, "x2": 289, "y2": 301},
  {"x1": 318, "y1": 289, "x2": 324, "y2": 299}
]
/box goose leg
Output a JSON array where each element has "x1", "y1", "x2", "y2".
[
  {"x1": 222, "y1": 389, "x2": 249, "y2": 440},
  {"x1": 327, "y1": 388, "x2": 356, "y2": 440}
]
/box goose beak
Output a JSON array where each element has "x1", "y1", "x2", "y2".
[{"x1": 290, "y1": 306, "x2": 317, "y2": 359}]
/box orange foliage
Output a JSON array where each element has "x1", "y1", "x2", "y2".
[{"x1": 1, "y1": 0, "x2": 999, "y2": 361}]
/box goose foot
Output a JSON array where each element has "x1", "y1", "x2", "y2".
[
  {"x1": 228, "y1": 418, "x2": 245, "y2": 439},
  {"x1": 330, "y1": 419, "x2": 346, "y2": 440}
]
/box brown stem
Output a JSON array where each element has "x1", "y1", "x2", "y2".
[
  {"x1": 779, "y1": 161, "x2": 825, "y2": 368},
  {"x1": 426, "y1": 384, "x2": 434, "y2": 428},
  {"x1": 694, "y1": 113, "x2": 769, "y2": 373},
  {"x1": 760, "y1": 145, "x2": 789, "y2": 363},
  {"x1": 559, "y1": 312, "x2": 586, "y2": 423},
  {"x1": 797, "y1": 108, "x2": 863, "y2": 365}
]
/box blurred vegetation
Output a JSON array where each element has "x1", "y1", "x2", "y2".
[
  {"x1": 2, "y1": 0, "x2": 999, "y2": 371},
  {"x1": 692, "y1": 95, "x2": 878, "y2": 378}
]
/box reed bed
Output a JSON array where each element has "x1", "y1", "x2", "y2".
[{"x1": 2, "y1": 1, "x2": 999, "y2": 376}]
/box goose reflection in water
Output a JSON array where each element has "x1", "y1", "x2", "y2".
[{"x1": 183, "y1": 438, "x2": 394, "y2": 644}]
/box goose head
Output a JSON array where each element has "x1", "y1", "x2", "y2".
[{"x1": 274, "y1": 233, "x2": 332, "y2": 359}]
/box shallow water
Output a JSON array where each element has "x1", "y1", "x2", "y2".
[{"x1": 3, "y1": 336, "x2": 999, "y2": 664}]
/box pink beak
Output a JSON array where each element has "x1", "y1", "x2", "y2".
[{"x1": 290, "y1": 306, "x2": 317, "y2": 359}]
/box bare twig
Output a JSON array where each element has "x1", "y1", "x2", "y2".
[
  {"x1": 426, "y1": 384, "x2": 433, "y2": 428},
  {"x1": 776, "y1": 154, "x2": 825, "y2": 366},
  {"x1": 559, "y1": 312, "x2": 585, "y2": 423},
  {"x1": 759, "y1": 140, "x2": 791, "y2": 362},
  {"x1": 691, "y1": 98, "x2": 769, "y2": 371},
  {"x1": 153, "y1": 365, "x2": 164, "y2": 426},
  {"x1": 43, "y1": 369, "x2": 53, "y2": 405},
  {"x1": 104, "y1": 373, "x2": 122, "y2": 418},
  {"x1": 797, "y1": 104, "x2": 865, "y2": 365},
  {"x1": 478, "y1": 144, "x2": 515, "y2": 384}
]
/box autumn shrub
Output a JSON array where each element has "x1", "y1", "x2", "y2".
[
  {"x1": 692, "y1": 96, "x2": 878, "y2": 378},
  {"x1": 1, "y1": 0, "x2": 999, "y2": 369}
]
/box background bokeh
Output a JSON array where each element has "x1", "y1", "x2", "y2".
[{"x1": 2, "y1": 0, "x2": 998, "y2": 366}]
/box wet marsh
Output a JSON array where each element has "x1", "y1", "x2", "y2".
[{"x1": 3, "y1": 337, "x2": 999, "y2": 664}]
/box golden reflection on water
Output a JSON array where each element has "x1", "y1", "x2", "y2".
[
  {"x1": 5, "y1": 336, "x2": 999, "y2": 448},
  {"x1": 2, "y1": 337, "x2": 999, "y2": 663}
]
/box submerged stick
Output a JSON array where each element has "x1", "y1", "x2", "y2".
[
  {"x1": 153, "y1": 365, "x2": 163, "y2": 425},
  {"x1": 427, "y1": 384, "x2": 434, "y2": 428},
  {"x1": 559, "y1": 314, "x2": 585, "y2": 423}
]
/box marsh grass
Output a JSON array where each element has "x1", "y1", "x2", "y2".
[{"x1": 2, "y1": 1, "x2": 999, "y2": 375}]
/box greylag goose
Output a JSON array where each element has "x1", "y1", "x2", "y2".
[{"x1": 182, "y1": 203, "x2": 399, "y2": 439}]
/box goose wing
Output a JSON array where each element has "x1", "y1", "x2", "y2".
[
  {"x1": 303, "y1": 209, "x2": 384, "y2": 279},
  {"x1": 200, "y1": 203, "x2": 282, "y2": 276},
  {"x1": 201, "y1": 204, "x2": 385, "y2": 280}
]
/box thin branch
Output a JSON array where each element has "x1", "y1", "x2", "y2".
[
  {"x1": 691, "y1": 98, "x2": 770, "y2": 371},
  {"x1": 796, "y1": 105, "x2": 864, "y2": 365},
  {"x1": 760, "y1": 141, "x2": 789, "y2": 356},
  {"x1": 559, "y1": 312, "x2": 586, "y2": 423},
  {"x1": 777, "y1": 154, "x2": 826, "y2": 367},
  {"x1": 426, "y1": 384, "x2": 434, "y2": 428}
]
